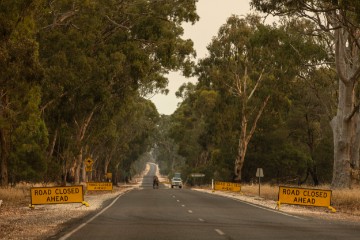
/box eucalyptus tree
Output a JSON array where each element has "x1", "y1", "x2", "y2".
[
  {"x1": 251, "y1": 0, "x2": 360, "y2": 188},
  {"x1": 0, "y1": 0, "x2": 47, "y2": 186},
  {"x1": 38, "y1": 0, "x2": 198, "y2": 183},
  {"x1": 195, "y1": 15, "x2": 328, "y2": 182}
]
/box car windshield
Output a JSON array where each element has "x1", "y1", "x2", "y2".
[{"x1": 173, "y1": 178, "x2": 181, "y2": 181}]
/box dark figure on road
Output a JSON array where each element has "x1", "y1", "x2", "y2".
[{"x1": 153, "y1": 176, "x2": 159, "y2": 189}]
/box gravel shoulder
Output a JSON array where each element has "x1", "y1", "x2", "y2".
[{"x1": 0, "y1": 184, "x2": 136, "y2": 240}]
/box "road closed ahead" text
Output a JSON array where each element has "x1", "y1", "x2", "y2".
[
  {"x1": 278, "y1": 186, "x2": 332, "y2": 207},
  {"x1": 30, "y1": 186, "x2": 84, "y2": 205}
]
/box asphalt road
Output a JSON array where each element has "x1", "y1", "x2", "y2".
[{"x1": 59, "y1": 164, "x2": 360, "y2": 240}]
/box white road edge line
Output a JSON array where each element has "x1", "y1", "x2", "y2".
[
  {"x1": 215, "y1": 229, "x2": 225, "y2": 236},
  {"x1": 58, "y1": 190, "x2": 130, "y2": 240},
  {"x1": 227, "y1": 196, "x2": 306, "y2": 220}
]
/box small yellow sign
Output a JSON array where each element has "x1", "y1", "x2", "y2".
[
  {"x1": 87, "y1": 182, "x2": 113, "y2": 191},
  {"x1": 30, "y1": 186, "x2": 84, "y2": 205},
  {"x1": 278, "y1": 186, "x2": 332, "y2": 207},
  {"x1": 85, "y1": 157, "x2": 94, "y2": 166},
  {"x1": 106, "y1": 173, "x2": 112, "y2": 180},
  {"x1": 85, "y1": 165, "x2": 92, "y2": 172},
  {"x1": 214, "y1": 181, "x2": 241, "y2": 192}
]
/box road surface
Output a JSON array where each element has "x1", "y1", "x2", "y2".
[{"x1": 59, "y1": 163, "x2": 360, "y2": 240}]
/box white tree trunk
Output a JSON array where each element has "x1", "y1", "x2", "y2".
[{"x1": 330, "y1": 25, "x2": 360, "y2": 188}]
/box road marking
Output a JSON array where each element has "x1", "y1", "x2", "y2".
[
  {"x1": 172, "y1": 195, "x2": 176, "y2": 198},
  {"x1": 198, "y1": 218, "x2": 205, "y2": 222},
  {"x1": 188, "y1": 210, "x2": 193, "y2": 213},
  {"x1": 177, "y1": 200, "x2": 180, "y2": 202},
  {"x1": 226, "y1": 196, "x2": 307, "y2": 220},
  {"x1": 181, "y1": 204, "x2": 185, "y2": 207},
  {"x1": 215, "y1": 229, "x2": 225, "y2": 236},
  {"x1": 58, "y1": 190, "x2": 130, "y2": 240}
]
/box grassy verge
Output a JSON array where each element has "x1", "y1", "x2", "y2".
[{"x1": 0, "y1": 187, "x2": 30, "y2": 206}]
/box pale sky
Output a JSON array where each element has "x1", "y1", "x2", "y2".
[{"x1": 151, "y1": 0, "x2": 253, "y2": 115}]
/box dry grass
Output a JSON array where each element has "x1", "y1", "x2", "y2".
[
  {"x1": 0, "y1": 187, "x2": 29, "y2": 206},
  {"x1": 240, "y1": 183, "x2": 360, "y2": 216}
]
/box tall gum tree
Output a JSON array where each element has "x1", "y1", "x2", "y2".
[
  {"x1": 0, "y1": 0, "x2": 44, "y2": 186},
  {"x1": 38, "y1": 0, "x2": 198, "y2": 184},
  {"x1": 251, "y1": 0, "x2": 360, "y2": 188}
]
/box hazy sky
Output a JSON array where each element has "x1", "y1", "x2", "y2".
[{"x1": 151, "y1": 0, "x2": 253, "y2": 115}]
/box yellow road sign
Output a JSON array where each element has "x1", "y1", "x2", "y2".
[
  {"x1": 87, "y1": 182, "x2": 113, "y2": 191},
  {"x1": 278, "y1": 186, "x2": 332, "y2": 208},
  {"x1": 30, "y1": 186, "x2": 84, "y2": 205},
  {"x1": 85, "y1": 165, "x2": 92, "y2": 172},
  {"x1": 106, "y1": 173, "x2": 112, "y2": 179},
  {"x1": 214, "y1": 181, "x2": 241, "y2": 192},
  {"x1": 85, "y1": 157, "x2": 94, "y2": 166}
]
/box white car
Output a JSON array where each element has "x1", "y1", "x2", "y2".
[{"x1": 171, "y1": 177, "x2": 183, "y2": 188}]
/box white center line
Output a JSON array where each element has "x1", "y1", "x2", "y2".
[
  {"x1": 198, "y1": 218, "x2": 205, "y2": 222},
  {"x1": 188, "y1": 210, "x2": 193, "y2": 213},
  {"x1": 181, "y1": 204, "x2": 185, "y2": 207},
  {"x1": 177, "y1": 200, "x2": 180, "y2": 202},
  {"x1": 215, "y1": 229, "x2": 225, "y2": 236}
]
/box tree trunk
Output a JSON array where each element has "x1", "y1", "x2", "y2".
[
  {"x1": 234, "y1": 95, "x2": 270, "y2": 182},
  {"x1": 0, "y1": 128, "x2": 9, "y2": 187},
  {"x1": 74, "y1": 147, "x2": 83, "y2": 184},
  {"x1": 330, "y1": 81, "x2": 357, "y2": 188},
  {"x1": 73, "y1": 109, "x2": 96, "y2": 184},
  {"x1": 0, "y1": 92, "x2": 10, "y2": 187},
  {"x1": 330, "y1": 26, "x2": 360, "y2": 188}
]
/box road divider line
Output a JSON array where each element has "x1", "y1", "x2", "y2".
[
  {"x1": 198, "y1": 218, "x2": 205, "y2": 222},
  {"x1": 181, "y1": 204, "x2": 185, "y2": 207},
  {"x1": 215, "y1": 229, "x2": 225, "y2": 236},
  {"x1": 188, "y1": 210, "x2": 193, "y2": 213},
  {"x1": 58, "y1": 190, "x2": 131, "y2": 240}
]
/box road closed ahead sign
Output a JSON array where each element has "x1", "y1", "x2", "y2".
[
  {"x1": 30, "y1": 186, "x2": 84, "y2": 205},
  {"x1": 214, "y1": 181, "x2": 241, "y2": 192},
  {"x1": 87, "y1": 182, "x2": 113, "y2": 191},
  {"x1": 278, "y1": 186, "x2": 332, "y2": 207}
]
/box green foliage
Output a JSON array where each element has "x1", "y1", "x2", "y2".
[
  {"x1": 164, "y1": 14, "x2": 335, "y2": 185},
  {"x1": 1, "y1": 0, "x2": 198, "y2": 185},
  {"x1": 10, "y1": 86, "x2": 49, "y2": 182}
]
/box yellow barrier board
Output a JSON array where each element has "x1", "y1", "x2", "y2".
[
  {"x1": 214, "y1": 181, "x2": 241, "y2": 192},
  {"x1": 278, "y1": 186, "x2": 332, "y2": 207},
  {"x1": 30, "y1": 186, "x2": 84, "y2": 205},
  {"x1": 87, "y1": 182, "x2": 113, "y2": 191}
]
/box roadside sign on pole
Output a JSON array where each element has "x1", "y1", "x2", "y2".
[
  {"x1": 85, "y1": 157, "x2": 94, "y2": 166},
  {"x1": 256, "y1": 168, "x2": 264, "y2": 177},
  {"x1": 256, "y1": 168, "x2": 264, "y2": 196}
]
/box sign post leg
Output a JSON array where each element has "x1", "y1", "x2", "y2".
[{"x1": 258, "y1": 176, "x2": 261, "y2": 197}]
